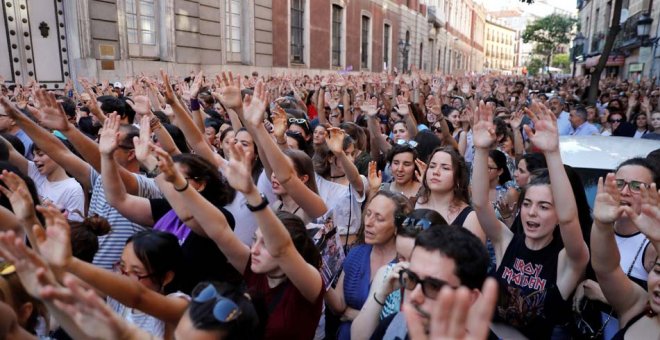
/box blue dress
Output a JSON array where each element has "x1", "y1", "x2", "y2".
[{"x1": 337, "y1": 244, "x2": 396, "y2": 340}]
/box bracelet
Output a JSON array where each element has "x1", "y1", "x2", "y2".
[
  {"x1": 246, "y1": 193, "x2": 269, "y2": 212},
  {"x1": 501, "y1": 214, "x2": 512, "y2": 219},
  {"x1": 276, "y1": 138, "x2": 288, "y2": 145},
  {"x1": 190, "y1": 98, "x2": 200, "y2": 111},
  {"x1": 373, "y1": 292, "x2": 385, "y2": 306},
  {"x1": 174, "y1": 179, "x2": 189, "y2": 192}
]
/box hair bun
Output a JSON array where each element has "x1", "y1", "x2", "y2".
[{"x1": 82, "y1": 215, "x2": 111, "y2": 236}]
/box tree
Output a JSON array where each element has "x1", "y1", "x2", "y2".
[
  {"x1": 587, "y1": 0, "x2": 623, "y2": 104},
  {"x1": 552, "y1": 54, "x2": 571, "y2": 73},
  {"x1": 522, "y1": 14, "x2": 578, "y2": 69},
  {"x1": 528, "y1": 58, "x2": 545, "y2": 75}
]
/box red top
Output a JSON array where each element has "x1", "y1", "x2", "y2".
[
  {"x1": 307, "y1": 104, "x2": 318, "y2": 120},
  {"x1": 244, "y1": 263, "x2": 324, "y2": 340}
]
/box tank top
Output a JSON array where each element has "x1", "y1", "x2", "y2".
[
  {"x1": 611, "y1": 311, "x2": 649, "y2": 340},
  {"x1": 494, "y1": 234, "x2": 571, "y2": 339},
  {"x1": 615, "y1": 232, "x2": 649, "y2": 288},
  {"x1": 451, "y1": 206, "x2": 473, "y2": 227}
]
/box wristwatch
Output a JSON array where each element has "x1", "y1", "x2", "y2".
[{"x1": 246, "y1": 193, "x2": 269, "y2": 212}]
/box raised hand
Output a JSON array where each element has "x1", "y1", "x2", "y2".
[
  {"x1": 524, "y1": 101, "x2": 558, "y2": 153},
  {"x1": 0, "y1": 170, "x2": 37, "y2": 221},
  {"x1": 394, "y1": 95, "x2": 410, "y2": 116},
  {"x1": 126, "y1": 95, "x2": 151, "y2": 117},
  {"x1": 374, "y1": 262, "x2": 410, "y2": 303},
  {"x1": 405, "y1": 278, "x2": 498, "y2": 340},
  {"x1": 360, "y1": 96, "x2": 379, "y2": 117},
  {"x1": 215, "y1": 71, "x2": 243, "y2": 110},
  {"x1": 0, "y1": 230, "x2": 57, "y2": 298},
  {"x1": 367, "y1": 161, "x2": 382, "y2": 193},
  {"x1": 325, "y1": 127, "x2": 345, "y2": 155},
  {"x1": 242, "y1": 80, "x2": 268, "y2": 127},
  {"x1": 98, "y1": 113, "x2": 121, "y2": 156},
  {"x1": 219, "y1": 141, "x2": 256, "y2": 195},
  {"x1": 33, "y1": 205, "x2": 73, "y2": 269},
  {"x1": 153, "y1": 144, "x2": 181, "y2": 184},
  {"x1": 160, "y1": 69, "x2": 179, "y2": 106},
  {"x1": 189, "y1": 70, "x2": 204, "y2": 99},
  {"x1": 32, "y1": 90, "x2": 72, "y2": 131},
  {"x1": 271, "y1": 104, "x2": 288, "y2": 139},
  {"x1": 509, "y1": 109, "x2": 524, "y2": 130},
  {"x1": 472, "y1": 101, "x2": 497, "y2": 149},
  {"x1": 414, "y1": 158, "x2": 427, "y2": 183},
  {"x1": 593, "y1": 174, "x2": 625, "y2": 224},
  {"x1": 134, "y1": 116, "x2": 159, "y2": 173}
]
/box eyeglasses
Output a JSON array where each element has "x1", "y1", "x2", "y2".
[
  {"x1": 609, "y1": 118, "x2": 623, "y2": 123},
  {"x1": 288, "y1": 117, "x2": 310, "y2": 129},
  {"x1": 192, "y1": 284, "x2": 242, "y2": 323},
  {"x1": 488, "y1": 166, "x2": 500, "y2": 172},
  {"x1": 398, "y1": 268, "x2": 454, "y2": 299},
  {"x1": 112, "y1": 261, "x2": 155, "y2": 281},
  {"x1": 396, "y1": 139, "x2": 418, "y2": 148},
  {"x1": 615, "y1": 179, "x2": 647, "y2": 193},
  {"x1": 401, "y1": 217, "x2": 433, "y2": 233}
]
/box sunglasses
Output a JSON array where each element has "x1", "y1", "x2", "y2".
[
  {"x1": 615, "y1": 179, "x2": 647, "y2": 193},
  {"x1": 193, "y1": 284, "x2": 242, "y2": 323},
  {"x1": 399, "y1": 268, "x2": 454, "y2": 299},
  {"x1": 396, "y1": 139, "x2": 418, "y2": 148},
  {"x1": 401, "y1": 217, "x2": 433, "y2": 233},
  {"x1": 609, "y1": 118, "x2": 623, "y2": 123},
  {"x1": 288, "y1": 117, "x2": 309, "y2": 126}
]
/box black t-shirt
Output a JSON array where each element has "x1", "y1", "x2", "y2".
[{"x1": 150, "y1": 198, "x2": 242, "y2": 294}]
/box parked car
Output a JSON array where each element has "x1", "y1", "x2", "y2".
[{"x1": 559, "y1": 136, "x2": 659, "y2": 208}]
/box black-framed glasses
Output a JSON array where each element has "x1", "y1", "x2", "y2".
[
  {"x1": 192, "y1": 284, "x2": 242, "y2": 323},
  {"x1": 398, "y1": 268, "x2": 454, "y2": 299},
  {"x1": 112, "y1": 261, "x2": 155, "y2": 281},
  {"x1": 401, "y1": 217, "x2": 433, "y2": 233},
  {"x1": 615, "y1": 179, "x2": 647, "y2": 193}
]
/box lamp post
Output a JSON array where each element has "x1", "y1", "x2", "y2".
[
  {"x1": 398, "y1": 39, "x2": 411, "y2": 73},
  {"x1": 637, "y1": 12, "x2": 660, "y2": 83},
  {"x1": 572, "y1": 32, "x2": 585, "y2": 78}
]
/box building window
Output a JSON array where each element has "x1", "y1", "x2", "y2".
[
  {"x1": 384, "y1": 24, "x2": 391, "y2": 69},
  {"x1": 332, "y1": 5, "x2": 342, "y2": 67},
  {"x1": 361, "y1": 16, "x2": 370, "y2": 69},
  {"x1": 125, "y1": 0, "x2": 158, "y2": 57},
  {"x1": 291, "y1": 0, "x2": 304, "y2": 63},
  {"x1": 225, "y1": 0, "x2": 241, "y2": 62}
]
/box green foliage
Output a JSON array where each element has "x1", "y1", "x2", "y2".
[
  {"x1": 528, "y1": 58, "x2": 545, "y2": 75},
  {"x1": 522, "y1": 14, "x2": 578, "y2": 54},
  {"x1": 552, "y1": 54, "x2": 571, "y2": 72}
]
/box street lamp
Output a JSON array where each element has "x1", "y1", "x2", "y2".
[
  {"x1": 398, "y1": 39, "x2": 411, "y2": 73},
  {"x1": 572, "y1": 32, "x2": 585, "y2": 78}
]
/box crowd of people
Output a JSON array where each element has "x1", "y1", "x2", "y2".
[{"x1": 0, "y1": 69, "x2": 658, "y2": 340}]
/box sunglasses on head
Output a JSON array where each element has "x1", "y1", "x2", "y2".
[
  {"x1": 401, "y1": 217, "x2": 433, "y2": 233},
  {"x1": 396, "y1": 139, "x2": 418, "y2": 148},
  {"x1": 399, "y1": 268, "x2": 454, "y2": 299},
  {"x1": 193, "y1": 284, "x2": 242, "y2": 323},
  {"x1": 615, "y1": 179, "x2": 647, "y2": 193}
]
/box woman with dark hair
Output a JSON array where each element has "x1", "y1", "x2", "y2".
[
  {"x1": 415, "y1": 146, "x2": 485, "y2": 243},
  {"x1": 326, "y1": 190, "x2": 413, "y2": 340},
  {"x1": 631, "y1": 112, "x2": 650, "y2": 138},
  {"x1": 513, "y1": 153, "x2": 547, "y2": 188},
  {"x1": 217, "y1": 127, "x2": 235, "y2": 159},
  {"x1": 381, "y1": 143, "x2": 422, "y2": 201},
  {"x1": 160, "y1": 140, "x2": 324, "y2": 340},
  {"x1": 69, "y1": 215, "x2": 112, "y2": 263},
  {"x1": 471, "y1": 103, "x2": 589, "y2": 339},
  {"x1": 99, "y1": 122, "x2": 241, "y2": 293}
]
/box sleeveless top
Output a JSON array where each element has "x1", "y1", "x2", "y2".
[
  {"x1": 611, "y1": 311, "x2": 648, "y2": 340},
  {"x1": 451, "y1": 206, "x2": 473, "y2": 227},
  {"x1": 494, "y1": 234, "x2": 571, "y2": 339},
  {"x1": 615, "y1": 232, "x2": 650, "y2": 288}
]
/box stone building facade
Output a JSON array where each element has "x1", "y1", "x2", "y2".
[
  {"x1": 485, "y1": 16, "x2": 516, "y2": 74},
  {"x1": 1, "y1": 0, "x2": 487, "y2": 89}
]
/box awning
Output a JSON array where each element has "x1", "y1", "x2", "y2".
[{"x1": 584, "y1": 55, "x2": 626, "y2": 68}]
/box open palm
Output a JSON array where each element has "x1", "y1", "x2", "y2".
[
  {"x1": 472, "y1": 101, "x2": 496, "y2": 148},
  {"x1": 221, "y1": 142, "x2": 255, "y2": 194},
  {"x1": 593, "y1": 174, "x2": 624, "y2": 224}
]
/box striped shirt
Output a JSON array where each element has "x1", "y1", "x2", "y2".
[{"x1": 89, "y1": 167, "x2": 162, "y2": 269}]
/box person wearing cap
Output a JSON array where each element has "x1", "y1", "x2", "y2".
[
  {"x1": 569, "y1": 106, "x2": 600, "y2": 136},
  {"x1": 112, "y1": 82, "x2": 124, "y2": 97}
]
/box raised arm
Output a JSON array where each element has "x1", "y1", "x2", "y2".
[
  {"x1": 214, "y1": 71, "x2": 245, "y2": 131},
  {"x1": 0, "y1": 95, "x2": 91, "y2": 188},
  {"x1": 326, "y1": 127, "x2": 364, "y2": 196},
  {"x1": 154, "y1": 146, "x2": 249, "y2": 272},
  {"x1": 0, "y1": 134, "x2": 28, "y2": 175},
  {"x1": 590, "y1": 174, "x2": 649, "y2": 326},
  {"x1": 363, "y1": 97, "x2": 392, "y2": 155},
  {"x1": 524, "y1": 104, "x2": 589, "y2": 280},
  {"x1": 99, "y1": 115, "x2": 154, "y2": 227},
  {"x1": 395, "y1": 96, "x2": 418, "y2": 139},
  {"x1": 471, "y1": 102, "x2": 511, "y2": 255},
  {"x1": 36, "y1": 205, "x2": 188, "y2": 325},
  {"x1": 221, "y1": 141, "x2": 322, "y2": 302},
  {"x1": 242, "y1": 81, "x2": 327, "y2": 218}
]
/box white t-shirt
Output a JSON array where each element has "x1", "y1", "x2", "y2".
[
  {"x1": 315, "y1": 174, "x2": 368, "y2": 236},
  {"x1": 27, "y1": 161, "x2": 85, "y2": 221},
  {"x1": 108, "y1": 292, "x2": 189, "y2": 338}
]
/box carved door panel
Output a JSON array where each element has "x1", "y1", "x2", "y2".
[{"x1": 1, "y1": 0, "x2": 69, "y2": 88}]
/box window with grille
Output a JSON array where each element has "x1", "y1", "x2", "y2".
[
  {"x1": 125, "y1": 0, "x2": 158, "y2": 57},
  {"x1": 361, "y1": 16, "x2": 370, "y2": 69},
  {"x1": 332, "y1": 5, "x2": 342, "y2": 67},
  {"x1": 226, "y1": 0, "x2": 241, "y2": 62},
  {"x1": 291, "y1": 0, "x2": 305, "y2": 63},
  {"x1": 384, "y1": 24, "x2": 391, "y2": 69}
]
